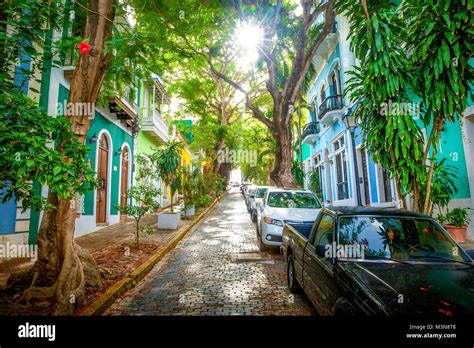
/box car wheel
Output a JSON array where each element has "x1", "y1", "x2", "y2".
[
  {"x1": 287, "y1": 254, "x2": 301, "y2": 293},
  {"x1": 258, "y1": 234, "x2": 270, "y2": 252},
  {"x1": 251, "y1": 210, "x2": 257, "y2": 222}
]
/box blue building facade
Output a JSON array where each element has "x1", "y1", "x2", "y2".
[
  {"x1": 0, "y1": 34, "x2": 50, "y2": 246},
  {"x1": 302, "y1": 15, "x2": 474, "y2": 240}
]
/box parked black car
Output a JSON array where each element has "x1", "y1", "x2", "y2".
[{"x1": 281, "y1": 206, "x2": 474, "y2": 316}]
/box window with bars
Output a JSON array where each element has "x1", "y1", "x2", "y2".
[
  {"x1": 333, "y1": 136, "x2": 348, "y2": 200},
  {"x1": 311, "y1": 153, "x2": 324, "y2": 200}
]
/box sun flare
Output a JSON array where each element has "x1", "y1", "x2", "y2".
[{"x1": 234, "y1": 21, "x2": 263, "y2": 67}]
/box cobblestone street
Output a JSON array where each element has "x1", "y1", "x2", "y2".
[{"x1": 105, "y1": 190, "x2": 315, "y2": 315}]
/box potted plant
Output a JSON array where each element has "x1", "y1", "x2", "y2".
[
  {"x1": 153, "y1": 140, "x2": 183, "y2": 230},
  {"x1": 438, "y1": 208, "x2": 471, "y2": 243}
]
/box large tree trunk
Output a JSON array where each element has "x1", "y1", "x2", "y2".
[
  {"x1": 18, "y1": 0, "x2": 116, "y2": 315},
  {"x1": 19, "y1": 195, "x2": 102, "y2": 314},
  {"x1": 218, "y1": 162, "x2": 231, "y2": 188},
  {"x1": 208, "y1": 0, "x2": 335, "y2": 191},
  {"x1": 270, "y1": 120, "x2": 298, "y2": 188},
  {"x1": 212, "y1": 137, "x2": 225, "y2": 174}
]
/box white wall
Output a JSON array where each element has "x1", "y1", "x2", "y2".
[{"x1": 230, "y1": 169, "x2": 242, "y2": 184}]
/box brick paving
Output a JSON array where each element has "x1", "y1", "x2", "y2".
[
  {"x1": 105, "y1": 190, "x2": 315, "y2": 315},
  {"x1": 0, "y1": 204, "x2": 199, "y2": 315}
]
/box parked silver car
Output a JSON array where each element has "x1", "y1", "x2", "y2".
[
  {"x1": 245, "y1": 185, "x2": 256, "y2": 212},
  {"x1": 256, "y1": 188, "x2": 322, "y2": 251},
  {"x1": 249, "y1": 186, "x2": 274, "y2": 222}
]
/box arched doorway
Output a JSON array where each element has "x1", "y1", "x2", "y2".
[
  {"x1": 120, "y1": 146, "x2": 130, "y2": 221},
  {"x1": 96, "y1": 134, "x2": 109, "y2": 224},
  {"x1": 329, "y1": 64, "x2": 341, "y2": 96},
  {"x1": 320, "y1": 83, "x2": 326, "y2": 103}
]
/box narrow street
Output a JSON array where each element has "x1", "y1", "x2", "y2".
[{"x1": 105, "y1": 189, "x2": 315, "y2": 315}]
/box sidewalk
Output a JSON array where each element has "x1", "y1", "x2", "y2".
[{"x1": 0, "y1": 203, "x2": 205, "y2": 315}]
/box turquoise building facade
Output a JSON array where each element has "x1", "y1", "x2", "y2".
[{"x1": 302, "y1": 14, "x2": 474, "y2": 240}]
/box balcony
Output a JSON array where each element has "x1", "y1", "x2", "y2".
[
  {"x1": 62, "y1": 46, "x2": 77, "y2": 79},
  {"x1": 141, "y1": 106, "x2": 170, "y2": 143},
  {"x1": 312, "y1": 20, "x2": 339, "y2": 68},
  {"x1": 318, "y1": 95, "x2": 343, "y2": 125},
  {"x1": 107, "y1": 89, "x2": 139, "y2": 129},
  {"x1": 301, "y1": 122, "x2": 320, "y2": 145}
]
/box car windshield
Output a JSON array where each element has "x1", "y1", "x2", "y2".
[
  {"x1": 267, "y1": 192, "x2": 321, "y2": 208},
  {"x1": 338, "y1": 216, "x2": 470, "y2": 263},
  {"x1": 256, "y1": 188, "x2": 268, "y2": 198}
]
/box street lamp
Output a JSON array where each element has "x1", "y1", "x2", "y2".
[
  {"x1": 89, "y1": 134, "x2": 98, "y2": 144},
  {"x1": 342, "y1": 112, "x2": 362, "y2": 206}
]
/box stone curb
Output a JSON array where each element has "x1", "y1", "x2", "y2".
[{"x1": 79, "y1": 193, "x2": 225, "y2": 316}]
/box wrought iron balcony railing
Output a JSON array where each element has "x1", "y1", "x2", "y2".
[
  {"x1": 302, "y1": 122, "x2": 319, "y2": 140},
  {"x1": 318, "y1": 95, "x2": 343, "y2": 120}
]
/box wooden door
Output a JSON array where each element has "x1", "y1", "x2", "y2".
[
  {"x1": 96, "y1": 134, "x2": 109, "y2": 224},
  {"x1": 120, "y1": 147, "x2": 129, "y2": 219}
]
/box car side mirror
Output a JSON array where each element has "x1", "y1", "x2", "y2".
[{"x1": 315, "y1": 245, "x2": 326, "y2": 257}]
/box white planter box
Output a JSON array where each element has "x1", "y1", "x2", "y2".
[
  {"x1": 158, "y1": 212, "x2": 181, "y2": 230},
  {"x1": 183, "y1": 205, "x2": 195, "y2": 217}
]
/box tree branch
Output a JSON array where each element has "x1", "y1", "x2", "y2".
[
  {"x1": 207, "y1": 55, "x2": 274, "y2": 131},
  {"x1": 229, "y1": 113, "x2": 243, "y2": 125},
  {"x1": 284, "y1": 0, "x2": 336, "y2": 123},
  {"x1": 260, "y1": 0, "x2": 283, "y2": 103}
]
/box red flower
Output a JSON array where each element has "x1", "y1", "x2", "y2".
[
  {"x1": 387, "y1": 229, "x2": 395, "y2": 240},
  {"x1": 78, "y1": 41, "x2": 91, "y2": 54},
  {"x1": 438, "y1": 308, "x2": 453, "y2": 317}
]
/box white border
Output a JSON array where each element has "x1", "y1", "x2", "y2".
[
  {"x1": 118, "y1": 142, "x2": 132, "y2": 209},
  {"x1": 371, "y1": 162, "x2": 396, "y2": 208}
]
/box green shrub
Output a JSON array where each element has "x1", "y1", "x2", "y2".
[
  {"x1": 202, "y1": 172, "x2": 224, "y2": 198},
  {"x1": 114, "y1": 184, "x2": 161, "y2": 244},
  {"x1": 309, "y1": 170, "x2": 323, "y2": 201},
  {"x1": 439, "y1": 208, "x2": 471, "y2": 228}
]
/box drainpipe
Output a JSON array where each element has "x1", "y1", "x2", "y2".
[{"x1": 349, "y1": 128, "x2": 362, "y2": 206}]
